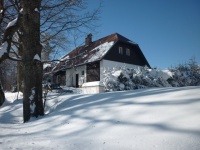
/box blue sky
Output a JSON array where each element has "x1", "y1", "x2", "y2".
[{"x1": 87, "y1": 0, "x2": 200, "y2": 69}]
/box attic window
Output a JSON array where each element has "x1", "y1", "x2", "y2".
[
  {"x1": 119, "y1": 47, "x2": 123, "y2": 54},
  {"x1": 126, "y1": 48, "x2": 130, "y2": 56}
]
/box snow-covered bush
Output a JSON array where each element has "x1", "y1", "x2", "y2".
[
  {"x1": 102, "y1": 58, "x2": 200, "y2": 92},
  {"x1": 102, "y1": 66, "x2": 172, "y2": 91},
  {"x1": 168, "y1": 58, "x2": 200, "y2": 87},
  {"x1": 103, "y1": 68, "x2": 120, "y2": 91}
]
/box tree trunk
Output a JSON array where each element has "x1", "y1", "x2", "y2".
[
  {"x1": 17, "y1": 44, "x2": 23, "y2": 92},
  {"x1": 0, "y1": 83, "x2": 5, "y2": 106},
  {"x1": 17, "y1": 61, "x2": 23, "y2": 91},
  {"x1": 21, "y1": 0, "x2": 44, "y2": 122}
]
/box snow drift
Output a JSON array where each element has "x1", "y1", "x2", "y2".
[{"x1": 0, "y1": 86, "x2": 200, "y2": 150}]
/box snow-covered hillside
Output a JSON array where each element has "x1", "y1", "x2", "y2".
[{"x1": 0, "y1": 87, "x2": 200, "y2": 150}]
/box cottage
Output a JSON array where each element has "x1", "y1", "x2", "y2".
[{"x1": 52, "y1": 33, "x2": 150, "y2": 93}]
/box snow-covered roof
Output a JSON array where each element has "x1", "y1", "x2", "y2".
[
  {"x1": 52, "y1": 33, "x2": 138, "y2": 72},
  {"x1": 86, "y1": 41, "x2": 114, "y2": 63}
]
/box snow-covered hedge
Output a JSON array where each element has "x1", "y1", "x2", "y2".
[{"x1": 102, "y1": 60, "x2": 200, "y2": 92}]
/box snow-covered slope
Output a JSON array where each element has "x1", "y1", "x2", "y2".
[{"x1": 0, "y1": 87, "x2": 200, "y2": 150}]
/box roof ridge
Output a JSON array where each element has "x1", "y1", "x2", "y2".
[{"x1": 52, "y1": 32, "x2": 138, "y2": 72}]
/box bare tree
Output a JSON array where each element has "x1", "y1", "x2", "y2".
[
  {"x1": 40, "y1": 0, "x2": 100, "y2": 59},
  {"x1": 0, "y1": 0, "x2": 100, "y2": 122}
]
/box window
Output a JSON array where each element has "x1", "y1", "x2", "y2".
[
  {"x1": 86, "y1": 62, "x2": 100, "y2": 82},
  {"x1": 119, "y1": 47, "x2": 123, "y2": 54},
  {"x1": 126, "y1": 48, "x2": 130, "y2": 56},
  {"x1": 82, "y1": 70, "x2": 84, "y2": 75}
]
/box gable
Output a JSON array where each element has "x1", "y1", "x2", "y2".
[
  {"x1": 103, "y1": 41, "x2": 151, "y2": 68},
  {"x1": 52, "y1": 33, "x2": 151, "y2": 72}
]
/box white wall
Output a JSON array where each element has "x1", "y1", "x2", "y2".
[
  {"x1": 66, "y1": 65, "x2": 86, "y2": 87},
  {"x1": 100, "y1": 59, "x2": 143, "y2": 81},
  {"x1": 81, "y1": 81, "x2": 104, "y2": 94},
  {"x1": 66, "y1": 60, "x2": 143, "y2": 88}
]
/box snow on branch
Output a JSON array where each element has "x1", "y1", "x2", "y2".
[
  {"x1": 34, "y1": 8, "x2": 39, "y2": 12},
  {"x1": 0, "y1": 12, "x2": 22, "y2": 63},
  {"x1": 6, "y1": 18, "x2": 18, "y2": 29},
  {"x1": 20, "y1": 8, "x2": 23, "y2": 14},
  {"x1": 34, "y1": 54, "x2": 41, "y2": 61},
  {"x1": 0, "y1": 42, "x2": 8, "y2": 58}
]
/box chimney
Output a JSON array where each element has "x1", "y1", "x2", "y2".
[{"x1": 85, "y1": 34, "x2": 92, "y2": 46}]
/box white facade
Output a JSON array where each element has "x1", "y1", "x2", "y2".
[
  {"x1": 65, "y1": 59, "x2": 143, "y2": 93},
  {"x1": 66, "y1": 65, "x2": 86, "y2": 87}
]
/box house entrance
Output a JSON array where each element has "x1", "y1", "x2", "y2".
[{"x1": 75, "y1": 74, "x2": 79, "y2": 88}]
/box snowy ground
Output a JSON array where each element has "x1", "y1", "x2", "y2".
[{"x1": 0, "y1": 86, "x2": 200, "y2": 150}]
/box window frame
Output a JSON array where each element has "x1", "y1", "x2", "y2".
[
  {"x1": 126, "y1": 48, "x2": 130, "y2": 56},
  {"x1": 119, "y1": 47, "x2": 123, "y2": 54}
]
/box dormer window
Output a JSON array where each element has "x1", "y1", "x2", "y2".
[
  {"x1": 119, "y1": 47, "x2": 123, "y2": 54},
  {"x1": 126, "y1": 48, "x2": 130, "y2": 56}
]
